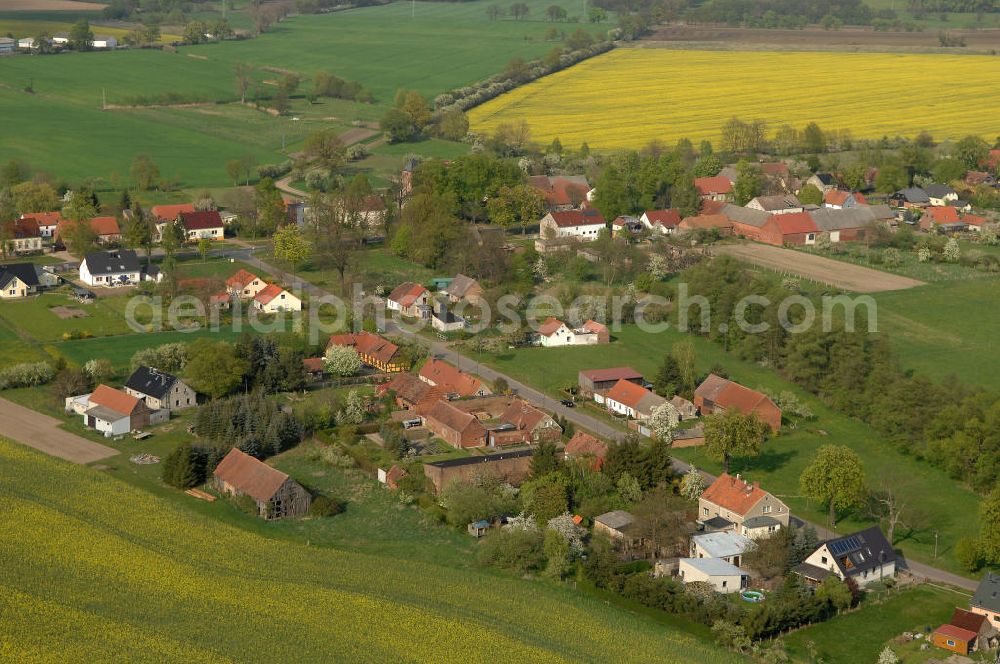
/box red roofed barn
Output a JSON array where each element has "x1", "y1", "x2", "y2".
[
  {"x1": 213, "y1": 448, "x2": 311, "y2": 519},
  {"x1": 694, "y1": 374, "x2": 781, "y2": 431}
]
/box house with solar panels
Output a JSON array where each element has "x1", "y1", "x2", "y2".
[{"x1": 794, "y1": 526, "x2": 896, "y2": 588}]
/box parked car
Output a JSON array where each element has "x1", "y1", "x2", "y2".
[{"x1": 560, "y1": 399, "x2": 575, "y2": 408}]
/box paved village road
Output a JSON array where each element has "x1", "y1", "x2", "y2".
[
  {"x1": 247, "y1": 252, "x2": 979, "y2": 592},
  {"x1": 0, "y1": 397, "x2": 118, "y2": 464}
]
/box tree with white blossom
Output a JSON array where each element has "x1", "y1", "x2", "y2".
[
  {"x1": 680, "y1": 466, "x2": 705, "y2": 501},
  {"x1": 546, "y1": 511, "x2": 586, "y2": 556},
  {"x1": 648, "y1": 401, "x2": 680, "y2": 443}
]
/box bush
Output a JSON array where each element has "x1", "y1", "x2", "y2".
[
  {"x1": 476, "y1": 527, "x2": 545, "y2": 574},
  {"x1": 0, "y1": 361, "x2": 55, "y2": 390},
  {"x1": 257, "y1": 161, "x2": 293, "y2": 179},
  {"x1": 309, "y1": 495, "x2": 344, "y2": 517},
  {"x1": 955, "y1": 537, "x2": 983, "y2": 572}
]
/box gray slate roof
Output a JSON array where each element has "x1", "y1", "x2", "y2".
[
  {"x1": 808, "y1": 207, "x2": 878, "y2": 231},
  {"x1": 820, "y1": 526, "x2": 895, "y2": 579},
  {"x1": 124, "y1": 366, "x2": 180, "y2": 401},
  {"x1": 596, "y1": 510, "x2": 634, "y2": 532},
  {"x1": 681, "y1": 557, "x2": 747, "y2": 577},
  {"x1": 83, "y1": 249, "x2": 141, "y2": 275},
  {"x1": 0, "y1": 263, "x2": 42, "y2": 289},
  {"x1": 896, "y1": 187, "x2": 929, "y2": 204},
  {"x1": 444, "y1": 273, "x2": 479, "y2": 299},
  {"x1": 743, "y1": 515, "x2": 781, "y2": 529},
  {"x1": 721, "y1": 204, "x2": 769, "y2": 228},
  {"x1": 750, "y1": 194, "x2": 801, "y2": 211},
  {"x1": 924, "y1": 183, "x2": 956, "y2": 198},
  {"x1": 971, "y1": 572, "x2": 1000, "y2": 613}
]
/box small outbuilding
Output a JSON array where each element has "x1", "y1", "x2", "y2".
[{"x1": 213, "y1": 448, "x2": 311, "y2": 519}]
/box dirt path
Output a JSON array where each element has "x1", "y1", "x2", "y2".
[
  {"x1": 712, "y1": 243, "x2": 925, "y2": 292},
  {"x1": 0, "y1": 397, "x2": 118, "y2": 464}
]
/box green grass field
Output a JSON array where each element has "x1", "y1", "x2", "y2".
[
  {"x1": 0, "y1": 0, "x2": 606, "y2": 187},
  {"x1": 0, "y1": 437, "x2": 740, "y2": 663},
  {"x1": 0, "y1": 290, "x2": 136, "y2": 342},
  {"x1": 875, "y1": 279, "x2": 1000, "y2": 389},
  {"x1": 784, "y1": 584, "x2": 968, "y2": 664},
  {"x1": 482, "y1": 324, "x2": 982, "y2": 574}
]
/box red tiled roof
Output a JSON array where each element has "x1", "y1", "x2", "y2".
[
  {"x1": 180, "y1": 210, "x2": 223, "y2": 231},
  {"x1": 425, "y1": 399, "x2": 484, "y2": 436},
  {"x1": 694, "y1": 176, "x2": 733, "y2": 196},
  {"x1": 854, "y1": 192, "x2": 868, "y2": 205},
  {"x1": 388, "y1": 281, "x2": 427, "y2": 308},
  {"x1": 253, "y1": 283, "x2": 285, "y2": 305},
  {"x1": 925, "y1": 206, "x2": 960, "y2": 224},
  {"x1": 329, "y1": 331, "x2": 400, "y2": 366},
  {"x1": 606, "y1": 379, "x2": 654, "y2": 410},
  {"x1": 679, "y1": 214, "x2": 731, "y2": 231},
  {"x1": 90, "y1": 384, "x2": 142, "y2": 416},
  {"x1": 4, "y1": 217, "x2": 40, "y2": 239},
  {"x1": 966, "y1": 170, "x2": 991, "y2": 185},
  {"x1": 700, "y1": 200, "x2": 727, "y2": 215},
  {"x1": 564, "y1": 431, "x2": 608, "y2": 460},
  {"x1": 700, "y1": 473, "x2": 768, "y2": 516},
  {"x1": 950, "y1": 608, "x2": 987, "y2": 633},
  {"x1": 226, "y1": 269, "x2": 260, "y2": 289},
  {"x1": 21, "y1": 211, "x2": 62, "y2": 227},
  {"x1": 90, "y1": 216, "x2": 120, "y2": 237},
  {"x1": 419, "y1": 358, "x2": 485, "y2": 397},
  {"x1": 986, "y1": 149, "x2": 1000, "y2": 170},
  {"x1": 499, "y1": 399, "x2": 550, "y2": 432},
  {"x1": 696, "y1": 374, "x2": 777, "y2": 418},
  {"x1": 213, "y1": 448, "x2": 290, "y2": 502},
  {"x1": 760, "y1": 162, "x2": 790, "y2": 178},
  {"x1": 527, "y1": 175, "x2": 590, "y2": 207},
  {"x1": 538, "y1": 317, "x2": 566, "y2": 337},
  {"x1": 963, "y1": 214, "x2": 988, "y2": 226},
  {"x1": 151, "y1": 203, "x2": 195, "y2": 223},
  {"x1": 580, "y1": 367, "x2": 643, "y2": 383},
  {"x1": 547, "y1": 210, "x2": 606, "y2": 228},
  {"x1": 379, "y1": 372, "x2": 430, "y2": 403},
  {"x1": 582, "y1": 319, "x2": 608, "y2": 335},
  {"x1": 772, "y1": 212, "x2": 818, "y2": 235},
  {"x1": 934, "y1": 624, "x2": 977, "y2": 643},
  {"x1": 302, "y1": 357, "x2": 325, "y2": 373},
  {"x1": 385, "y1": 464, "x2": 408, "y2": 487},
  {"x1": 824, "y1": 190, "x2": 851, "y2": 206},
  {"x1": 644, "y1": 209, "x2": 681, "y2": 228}
]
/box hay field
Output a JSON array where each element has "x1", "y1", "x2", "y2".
[
  {"x1": 0, "y1": 438, "x2": 739, "y2": 663},
  {"x1": 468, "y1": 48, "x2": 1000, "y2": 149}
]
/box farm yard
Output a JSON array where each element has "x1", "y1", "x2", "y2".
[
  {"x1": 468, "y1": 48, "x2": 1000, "y2": 149},
  {"x1": 0, "y1": 438, "x2": 742, "y2": 663}
]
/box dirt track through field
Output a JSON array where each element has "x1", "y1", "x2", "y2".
[
  {"x1": 712, "y1": 243, "x2": 925, "y2": 292},
  {"x1": 0, "y1": 397, "x2": 118, "y2": 464}
]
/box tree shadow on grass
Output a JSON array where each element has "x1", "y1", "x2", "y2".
[{"x1": 730, "y1": 448, "x2": 797, "y2": 475}]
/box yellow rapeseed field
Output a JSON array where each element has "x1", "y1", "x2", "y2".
[
  {"x1": 469, "y1": 48, "x2": 1000, "y2": 150},
  {"x1": 0, "y1": 439, "x2": 741, "y2": 663}
]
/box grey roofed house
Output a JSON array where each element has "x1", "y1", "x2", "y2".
[
  {"x1": 443, "y1": 273, "x2": 480, "y2": 299},
  {"x1": 0, "y1": 263, "x2": 44, "y2": 289},
  {"x1": 720, "y1": 203, "x2": 769, "y2": 228},
  {"x1": 895, "y1": 187, "x2": 930, "y2": 204},
  {"x1": 809, "y1": 526, "x2": 896, "y2": 581},
  {"x1": 595, "y1": 510, "x2": 635, "y2": 532},
  {"x1": 83, "y1": 249, "x2": 141, "y2": 276},
  {"x1": 691, "y1": 531, "x2": 754, "y2": 559},
  {"x1": 681, "y1": 556, "x2": 747, "y2": 577},
  {"x1": 924, "y1": 183, "x2": 956, "y2": 199},
  {"x1": 793, "y1": 562, "x2": 833, "y2": 582},
  {"x1": 124, "y1": 366, "x2": 181, "y2": 401},
  {"x1": 702, "y1": 516, "x2": 733, "y2": 532},
  {"x1": 813, "y1": 173, "x2": 836, "y2": 186},
  {"x1": 971, "y1": 571, "x2": 1000, "y2": 613},
  {"x1": 867, "y1": 204, "x2": 896, "y2": 221},
  {"x1": 808, "y1": 207, "x2": 878, "y2": 231}
]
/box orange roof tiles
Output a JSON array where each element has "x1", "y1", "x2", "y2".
[
  {"x1": 538, "y1": 317, "x2": 566, "y2": 337},
  {"x1": 694, "y1": 176, "x2": 733, "y2": 196},
  {"x1": 90, "y1": 384, "x2": 142, "y2": 416},
  {"x1": 700, "y1": 473, "x2": 768, "y2": 517},
  {"x1": 388, "y1": 281, "x2": 428, "y2": 308},
  {"x1": 606, "y1": 379, "x2": 654, "y2": 410},
  {"x1": 226, "y1": 269, "x2": 260, "y2": 289},
  {"x1": 151, "y1": 203, "x2": 196, "y2": 223},
  {"x1": 564, "y1": 431, "x2": 608, "y2": 460},
  {"x1": 419, "y1": 358, "x2": 485, "y2": 397},
  {"x1": 253, "y1": 284, "x2": 284, "y2": 305},
  {"x1": 213, "y1": 448, "x2": 290, "y2": 502}
]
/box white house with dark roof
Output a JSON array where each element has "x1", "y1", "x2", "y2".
[
  {"x1": 124, "y1": 366, "x2": 197, "y2": 412},
  {"x1": 970, "y1": 572, "x2": 1000, "y2": 628},
  {"x1": 79, "y1": 250, "x2": 142, "y2": 287},
  {"x1": 0, "y1": 263, "x2": 59, "y2": 299},
  {"x1": 794, "y1": 526, "x2": 896, "y2": 588}
]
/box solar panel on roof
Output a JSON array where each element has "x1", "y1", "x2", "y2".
[{"x1": 828, "y1": 536, "x2": 862, "y2": 556}]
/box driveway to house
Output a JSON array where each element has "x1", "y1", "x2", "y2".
[
  {"x1": 712, "y1": 243, "x2": 925, "y2": 292},
  {"x1": 0, "y1": 397, "x2": 118, "y2": 464},
  {"x1": 248, "y1": 252, "x2": 977, "y2": 591}
]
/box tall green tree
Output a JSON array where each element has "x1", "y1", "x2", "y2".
[
  {"x1": 272, "y1": 223, "x2": 313, "y2": 280},
  {"x1": 954, "y1": 135, "x2": 989, "y2": 170},
  {"x1": 69, "y1": 19, "x2": 93, "y2": 50},
  {"x1": 799, "y1": 444, "x2": 867, "y2": 527},
  {"x1": 184, "y1": 339, "x2": 249, "y2": 399},
  {"x1": 979, "y1": 485, "x2": 1000, "y2": 564},
  {"x1": 703, "y1": 410, "x2": 769, "y2": 474}
]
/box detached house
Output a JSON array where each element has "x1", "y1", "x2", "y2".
[
  {"x1": 640, "y1": 209, "x2": 682, "y2": 235},
  {"x1": 442, "y1": 273, "x2": 484, "y2": 304},
  {"x1": 698, "y1": 472, "x2": 790, "y2": 536},
  {"x1": 694, "y1": 176, "x2": 733, "y2": 202},
  {"x1": 538, "y1": 317, "x2": 609, "y2": 347},
  {"x1": 20, "y1": 211, "x2": 62, "y2": 238},
  {"x1": 328, "y1": 331, "x2": 407, "y2": 372},
  {"x1": 925, "y1": 183, "x2": 959, "y2": 207},
  {"x1": 678, "y1": 558, "x2": 749, "y2": 593},
  {"x1": 213, "y1": 448, "x2": 311, "y2": 519},
  {"x1": 563, "y1": 431, "x2": 608, "y2": 469},
  {"x1": 539, "y1": 209, "x2": 606, "y2": 241},
  {"x1": 694, "y1": 374, "x2": 781, "y2": 432},
  {"x1": 604, "y1": 379, "x2": 666, "y2": 420},
  {"x1": 794, "y1": 526, "x2": 896, "y2": 588},
  {"x1": 56, "y1": 217, "x2": 121, "y2": 245},
  {"x1": 527, "y1": 174, "x2": 590, "y2": 210},
  {"x1": 387, "y1": 282, "x2": 430, "y2": 318},
  {"x1": 690, "y1": 531, "x2": 755, "y2": 568},
  {"x1": 2, "y1": 217, "x2": 43, "y2": 253},
  {"x1": 179, "y1": 210, "x2": 224, "y2": 241},
  {"x1": 124, "y1": 366, "x2": 197, "y2": 412},
  {"x1": 971, "y1": 572, "x2": 1000, "y2": 628},
  {"x1": 933, "y1": 608, "x2": 999, "y2": 655},
  {"x1": 226, "y1": 269, "x2": 267, "y2": 299},
  {"x1": 823, "y1": 190, "x2": 865, "y2": 209},
  {"x1": 79, "y1": 249, "x2": 143, "y2": 287},
  {"x1": 418, "y1": 358, "x2": 490, "y2": 397},
  {"x1": 0, "y1": 263, "x2": 59, "y2": 299},
  {"x1": 253, "y1": 284, "x2": 301, "y2": 313}
]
